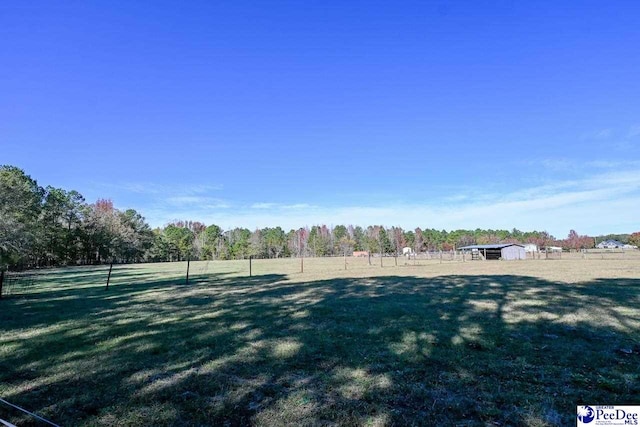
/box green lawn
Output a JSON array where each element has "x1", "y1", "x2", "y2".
[{"x1": 1, "y1": 260, "x2": 639, "y2": 426}]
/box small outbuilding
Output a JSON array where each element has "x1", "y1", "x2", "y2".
[{"x1": 459, "y1": 244, "x2": 526, "y2": 261}]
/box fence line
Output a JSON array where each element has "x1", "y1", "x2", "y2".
[
  {"x1": 1, "y1": 250, "x2": 639, "y2": 299},
  {"x1": 0, "y1": 271, "x2": 38, "y2": 297},
  {"x1": 0, "y1": 397, "x2": 60, "y2": 427}
]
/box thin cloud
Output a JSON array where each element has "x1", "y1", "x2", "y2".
[
  {"x1": 282, "y1": 203, "x2": 315, "y2": 210},
  {"x1": 165, "y1": 196, "x2": 230, "y2": 208},
  {"x1": 97, "y1": 182, "x2": 223, "y2": 195},
  {"x1": 628, "y1": 125, "x2": 640, "y2": 138},
  {"x1": 250, "y1": 202, "x2": 316, "y2": 210},
  {"x1": 581, "y1": 128, "x2": 613, "y2": 140},
  {"x1": 251, "y1": 202, "x2": 277, "y2": 209},
  {"x1": 142, "y1": 168, "x2": 640, "y2": 237},
  {"x1": 537, "y1": 158, "x2": 575, "y2": 172}
]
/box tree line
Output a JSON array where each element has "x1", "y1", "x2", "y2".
[{"x1": 2, "y1": 165, "x2": 638, "y2": 271}]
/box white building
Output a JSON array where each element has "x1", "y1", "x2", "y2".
[{"x1": 596, "y1": 239, "x2": 624, "y2": 249}]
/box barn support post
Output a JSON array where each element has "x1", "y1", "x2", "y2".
[{"x1": 483, "y1": 249, "x2": 487, "y2": 260}]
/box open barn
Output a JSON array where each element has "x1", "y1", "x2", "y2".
[{"x1": 459, "y1": 244, "x2": 526, "y2": 260}]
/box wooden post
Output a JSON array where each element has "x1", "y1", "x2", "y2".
[
  {"x1": 344, "y1": 253, "x2": 347, "y2": 270},
  {"x1": 395, "y1": 253, "x2": 398, "y2": 267},
  {"x1": 105, "y1": 262, "x2": 113, "y2": 290},
  {"x1": 301, "y1": 255, "x2": 304, "y2": 273},
  {"x1": 0, "y1": 270, "x2": 4, "y2": 299},
  {"x1": 439, "y1": 250, "x2": 442, "y2": 264},
  {"x1": 186, "y1": 257, "x2": 190, "y2": 285},
  {"x1": 249, "y1": 256, "x2": 252, "y2": 277},
  {"x1": 483, "y1": 249, "x2": 487, "y2": 260},
  {"x1": 368, "y1": 251, "x2": 371, "y2": 266}
]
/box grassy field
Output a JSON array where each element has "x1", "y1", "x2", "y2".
[{"x1": 1, "y1": 256, "x2": 639, "y2": 426}]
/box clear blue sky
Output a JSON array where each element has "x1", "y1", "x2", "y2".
[{"x1": 2, "y1": 1, "x2": 639, "y2": 237}]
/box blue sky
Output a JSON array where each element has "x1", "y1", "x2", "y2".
[{"x1": 2, "y1": 1, "x2": 639, "y2": 237}]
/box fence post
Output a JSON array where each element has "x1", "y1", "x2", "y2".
[
  {"x1": 439, "y1": 250, "x2": 442, "y2": 264},
  {"x1": 186, "y1": 257, "x2": 190, "y2": 285},
  {"x1": 249, "y1": 256, "x2": 252, "y2": 277},
  {"x1": 301, "y1": 255, "x2": 304, "y2": 273},
  {"x1": 105, "y1": 263, "x2": 113, "y2": 290}
]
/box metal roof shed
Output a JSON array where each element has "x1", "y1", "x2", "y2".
[{"x1": 458, "y1": 244, "x2": 526, "y2": 260}]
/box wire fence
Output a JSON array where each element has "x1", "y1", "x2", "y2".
[
  {"x1": 579, "y1": 249, "x2": 639, "y2": 260},
  {"x1": 1, "y1": 249, "x2": 639, "y2": 298},
  {"x1": 0, "y1": 271, "x2": 39, "y2": 297}
]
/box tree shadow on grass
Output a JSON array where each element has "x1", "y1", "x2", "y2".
[{"x1": 1, "y1": 272, "x2": 639, "y2": 426}]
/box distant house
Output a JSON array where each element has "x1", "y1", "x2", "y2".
[
  {"x1": 458, "y1": 244, "x2": 526, "y2": 260},
  {"x1": 352, "y1": 251, "x2": 369, "y2": 257},
  {"x1": 596, "y1": 239, "x2": 624, "y2": 249},
  {"x1": 523, "y1": 243, "x2": 538, "y2": 253},
  {"x1": 402, "y1": 247, "x2": 414, "y2": 256}
]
